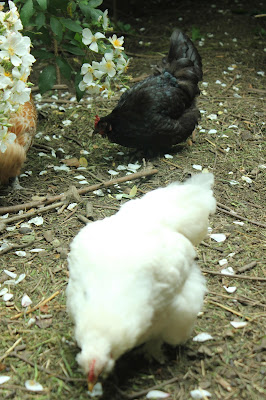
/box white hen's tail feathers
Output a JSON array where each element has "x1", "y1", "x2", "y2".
[{"x1": 119, "y1": 173, "x2": 216, "y2": 246}]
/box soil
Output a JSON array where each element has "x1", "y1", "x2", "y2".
[{"x1": 0, "y1": 1, "x2": 265, "y2": 399}]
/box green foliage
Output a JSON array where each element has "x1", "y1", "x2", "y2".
[
  {"x1": 13, "y1": 0, "x2": 106, "y2": 96},
  {"x1": 190, "y1": 26, "x2": 203, "y2": 41},
  {"x1": 38, "y1": 65, "x2": 57, "y2": 94}
]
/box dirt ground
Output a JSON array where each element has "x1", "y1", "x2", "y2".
[{"x1": 0, "y1": 0, "x2": 265, "y2": 399}]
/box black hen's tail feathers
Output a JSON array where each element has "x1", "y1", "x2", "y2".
[{"x1": 164, "y1": 29, "x2": 203, "y2": 83}]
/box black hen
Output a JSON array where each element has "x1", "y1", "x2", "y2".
[{"x1": 94, "y1": 29, "x2": 203, "y2": 152}]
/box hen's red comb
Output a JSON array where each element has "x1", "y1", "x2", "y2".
[{"x1": 94, "y1": 115, "x2": 100, "y2": 128}]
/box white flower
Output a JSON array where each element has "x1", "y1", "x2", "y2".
[
  {"x1": 5, "y1": 1, "x2": 23, "y2": 31},
  {"x1": 82, "y1": 28, "x2": 105, "y2": 52},
  {"x1": 7, "y1": 80, "x2": 31, "y2": 104},
  {"x1": 98, "y1": 52, "x2": 116, "y2": 77},
  {"x1": 101, "y1": 9, "x2": 109, "y2": 30},
  {"x1": 12, "y1": 65, "x2": 30, "y2": 82},
  {"x1": 0, "y1": 126, "x2": 16, "y2": 153},
  {"x1": 116, "y1": 55, "x2": 130, "y2": 73},
  {"x1": 109, "y1": 34, "x2": 124, "y2": 50},
  {"x1": 79, "y1": 80, "x2": 100, "y2": 94},
  {"x1": 0, "y1": 66, "x2": 12, "y2": 89},
  {"x1": 0, "y1": 32, "x2": 31, "y2": 66}
]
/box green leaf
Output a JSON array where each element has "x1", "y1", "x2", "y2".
[
  {"x1": 62, "y1": 43, "x2": 84, "y2": 55},
  {"x1": 73, "y1": 32, "x2": 83, "y2": 45},
  {"x1": 129, "y1": 185, "x2": 138, "y2": 198},
  {"x1": 50, "y1": 17, "x2": 63, "y2": 41},
  {"x1": 75, "y1": 72, "x2": 84, "y2": 102},
  {"x1": 56, "y1": 57, "x2": 72, "y2": 80},
  {"x1": 88, "y1": 0, "x2": 103, "y2": 7},
  {"x1": 38, "y1": 65, "x2": 57, "y2": 94},
  {"x1": 35, "y1": 12, "x2": 46, "y2": 30},
  {"x1": 20, "y1": 0, "x2": 34, "y2": 27},
  {"x1": 60, "y1": 18, "x2": 82, "y2": 33},
  {"x1": 32, "y1": 49, "x2": 54, "y2": 60},
  {"x1": 36, "y1": 0, "x2": 47, "y2": 10},
  {"x1": 79, "y1": 3, "x2": 102, "y2": 20}
]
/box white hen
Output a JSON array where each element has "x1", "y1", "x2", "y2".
[{"x1": 66, "y1": 172, "x2": 216, "y2": 390}]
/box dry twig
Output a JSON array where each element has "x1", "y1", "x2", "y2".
[
  {"x1": 216, "y1": 204, "x2": 266, "y2": 228},
  {"x1": 9, "y1": 352, "x2": 84, "y2": 383},
  {"x1": 0, "y1": 239, "x2": 35, "y2": 255},
  {"x1": 207, "y1": 299, "x2": 251, "y2": 321},
  {"x1": 202, "y1": 269, "x2": 266, "y2": 281},
  {"x1": 0, "y1": 169, "x2": 158, "y2": 216},
  {"x1": 0, "y1": 338, "x2": 22, "y2": 363},
  {"x1": 2, "y1": 202, "x2": 64, "y2": 225},
  {"x1": 11, "y1": 290, "x2": 61, "y2": 320}
]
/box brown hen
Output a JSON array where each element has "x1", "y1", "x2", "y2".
[{"x1": 0, "y1": 95, "x2": 37, "y2": 186}]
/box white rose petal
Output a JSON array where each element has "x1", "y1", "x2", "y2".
[
  {"x1": 28, "y1": 216, "x2": 44, "y2": 226},
  {"x1": 117, "y1": 165, "x2": 127, "y2": 171},
  {"x1": 93, "y1": 189, "x2": 104, "y2": 197},
  {"x1": 219, "y1": 259, "x2": 228, "y2": 266},
  {"x1": 27, "y1": 317, "x2": 36, "y2": 326},
  {"x1": 207, "y1": 113, "x2": 218, "y2": 120},
  {"x1": 6, "y1": 226, "x2": 16, "y2": 232},
  {"x1": 164, "y1": 154, "x2": 173, "y2": 159},
  {"x1": 210, "y1": 233, "x2": 226, "y2": 242},
  {"x1": 4, "y1": 270, "x2": 17, "y2": 279},
  {"x1": 241, "y1": 176, "x2": 252, "y2": 184},
  {"x1": 16, "y1": 273, "x2": 26, "y2": 284},
  {"x1": 208, "y1": 129, "x2": 217, "y2": 134},
  {"x1": 233, "y1": 221, "x2": 244, "y2": 226},
  {"x1": 54, "y1": 165, "x2": 70, "y2": 172},
  {"x1": 25, "y1": 380, "x2": 44, "y2": 392},
  {"x1": 67, "y1": 203, "x2": 78, "y2": 210},
  {"x1": 3, "y1": 293, "x2": 13, "y2": 301},
  {"x1": 229, "y1": 180, "x2": 239, "y2": 185},
  {"x1": 0, "y1": 213, "x2": 9, "y2": 219},
  {"x1": 230, "y1": 321, "x2": 247, "y2": 329},
  {"x1": 127, "y1": 163, "x2": 141, "y2": 172},
  {"x1": 146, "y1": 390, "x2": 170, "y2": 399},
  {"x1": 193, "y1": 332, "x2": 213, "y2": 342},
  {"x1": 223, "y1": 286, "x2": 237, "y2": 293},
  {"x1": 22, "y1": 294, "x2": 32, "y2": 307},
  {"x1": 0, "y1": 288, "x2": 8, "y2": 296},
  {"x1": 14, "y1": 250, "x2": 27, "y2": 257},
  {"x1": 79, "y1": 180, "x2": 89, "y2": 185},
  {"x1": 190, "y1": 389, "x2": 212, "y2": 399},
  {"x1": 221, "y1": 266, "x2": 235, "y2": 275},
  {"x1": 108, "y1": 169, "x2": 119, "y2": 176},
  {"x1": 192, "y1": 164, "x2": 202, "y2": 171},
  {"x1": 0, "y1": 376, "x2": 11, "y2": 385},
  {"x1": 29, "y1": 248, "x2": 45, "y2": 253},
  {"x1": 62, "y1": 119, "x2": 72, "y2": 126}
]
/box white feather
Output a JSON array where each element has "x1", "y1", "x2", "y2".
[{"x1": 66, "y1": 173, "x2": 216, "y2": 380}]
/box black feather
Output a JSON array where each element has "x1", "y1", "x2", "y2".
[{"x1": 94, "y1": 29, "x2": 203, "y2": 151}]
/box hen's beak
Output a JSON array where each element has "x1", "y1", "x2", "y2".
[{"x1": 88, "y1": 382, "x2": 95, "y2": 392}]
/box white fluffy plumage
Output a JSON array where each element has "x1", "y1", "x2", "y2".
[{"x1": 66, "y1": 172, "x2": 216, "y2": 388}]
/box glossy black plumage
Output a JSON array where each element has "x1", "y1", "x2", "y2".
[{"x1": 94, "y1": 29, "x2": 203, "y2": 151}]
